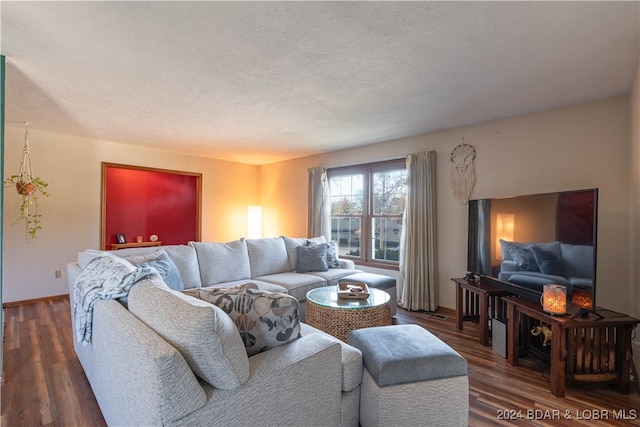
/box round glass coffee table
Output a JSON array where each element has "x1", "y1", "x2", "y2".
[{"x1": 305, "y1": 286, "x2": 392, "y2": 342}]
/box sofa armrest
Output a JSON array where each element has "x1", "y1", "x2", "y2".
[
  {"x1": 67, "y1": 262, "x2": 82, "y2": 295},
  {"x1": 500, "y1": 260, "x2": 518, "y2": 273},
  {"x1": 340, "y1": 259, "x2": 356, "y2": 269},
  {"x1": 176, "y1": 334, "x2": 344, "y2": 426},
  {"x1": 78, "y1": 300, "x2": 207, "y2": 426}
]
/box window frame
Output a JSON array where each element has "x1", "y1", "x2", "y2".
[{"x1": 328, "y1": 158, "x2": 406, "y2": 270}]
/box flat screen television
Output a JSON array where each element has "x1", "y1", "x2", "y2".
[{"x1": 467, "y1": 188, "x2": 598, "y2": 312}]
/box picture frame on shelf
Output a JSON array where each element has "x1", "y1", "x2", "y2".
[{"x1": 116, "y1": 233, "x2": 126, "y2": 244}]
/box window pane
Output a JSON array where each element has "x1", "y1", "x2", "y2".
[
  {"x1": 330, "y1": 174, "x2": 363, "y2": 215},
  {"x1": 371, "y1": 217, "x2": 402, "y2": 262},
  {"x1": 372, "y1": 169, "x2": 407, "y2": 215},
  {"x1": 331, "y1": 216, "x2": 361, "y2": 257}
]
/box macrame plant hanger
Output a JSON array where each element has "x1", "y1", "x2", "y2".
[
  {"x1": 450, "y1": 140, "x2": 476, "y2": 205},
  {"x1": 16, "y1": 122, "x2": 36, "y2": 195},
  {"x1": 5, "y1": 121, "x2": 49, "y2": 242}
]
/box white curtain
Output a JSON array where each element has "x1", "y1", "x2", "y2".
[
  {"x1": 399, "y1": 151, "x2": 438, "y2": 311},
  {"x1": 307, "y1": 167, "x2": 331, "y2": 240}
]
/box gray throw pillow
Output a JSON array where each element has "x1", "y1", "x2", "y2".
[
  {"x1": 296, "y1": 244, "x2": 328, "y2": 273},
  {"x1": 508, "y1": 245, "x2": 539, "y2": 272},
  {"x1": 530, "y1": 245, "x2": 564, "y2": 276}
]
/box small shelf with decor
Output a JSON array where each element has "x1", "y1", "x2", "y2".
[{"x1": 110, "y1": 241, "x2": 163, "y2": 250}]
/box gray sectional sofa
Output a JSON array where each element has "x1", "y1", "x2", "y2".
[
  {"x1": 67, "y1": 236, "x2": 466, "y2": 426},
  {"x1": 67, "y1": 236, "x2": 367, "y2": 426}
]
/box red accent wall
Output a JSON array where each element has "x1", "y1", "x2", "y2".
[{"x1": 104, "y1": 166, "x2": 200, "y2": 249}]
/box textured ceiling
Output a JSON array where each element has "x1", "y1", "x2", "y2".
[{"x1": 1, "y1": 1, "x2": 639, "y2": 165}]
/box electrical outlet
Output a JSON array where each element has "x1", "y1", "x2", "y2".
[{"x1": 55, "y1": 269, "x2": 63, "y2": 279}]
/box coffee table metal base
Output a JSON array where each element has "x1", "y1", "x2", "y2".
[{"x1": 306, "y1": 299, "x2": 392, "y2": 342}]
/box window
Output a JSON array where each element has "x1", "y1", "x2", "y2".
[{"x1": 328, "y1": 159, "x2": 407, "y2": 267}]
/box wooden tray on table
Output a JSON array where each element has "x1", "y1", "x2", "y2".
[{"x1": 337, "y1": 282, "x2": 370, "y2": 299}]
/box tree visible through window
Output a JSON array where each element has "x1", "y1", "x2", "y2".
[{"x1": 328, "y1": 159, "x2": 406, "y2": 267}]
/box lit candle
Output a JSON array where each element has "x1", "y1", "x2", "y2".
[{"x1": 542, "y1": 284, "x2": 567, "y2": 315}]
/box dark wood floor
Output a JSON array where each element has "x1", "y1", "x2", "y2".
[{"x1": 2, "y1": 297, "x2": 640, "y2": 426}]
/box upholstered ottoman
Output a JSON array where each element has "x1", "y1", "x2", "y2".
[
  {"x1": 348, "y1": 324, "x2": 468, "y2": 427},
  {"x1": 341, "y1": 272, "x2": 397, "y2": 316}
]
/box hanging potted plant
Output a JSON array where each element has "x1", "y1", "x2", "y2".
[{"x1": 4, "y1": 122, "x2": 49, "y2": 243}]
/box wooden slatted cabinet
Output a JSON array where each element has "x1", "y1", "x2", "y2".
[{"x1": 504, "y1": 296, "x2": 639, "y2": 397}]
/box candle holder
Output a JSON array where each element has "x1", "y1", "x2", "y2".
[{"x1": 541, "y1": 284, "x2": 567, "y2": 315}]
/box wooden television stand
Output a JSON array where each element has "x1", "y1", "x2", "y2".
[
  {"x1": 451, "y1": 277, "x2": 512, "y2": 346},
  {"x1": 503, "y1": 295, "x2": 639, "y2": 397}
]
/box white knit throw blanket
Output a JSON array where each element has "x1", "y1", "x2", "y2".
[{"x1": 73, "y1": 253, "x2": 157, "y2": 345}]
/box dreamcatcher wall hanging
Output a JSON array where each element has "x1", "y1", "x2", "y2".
[{"x1": 450, "y1": 142, "x2": 476, "y2": 205}]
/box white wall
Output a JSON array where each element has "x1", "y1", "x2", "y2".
[
  {"x1": 3, "y1": 95, "x2": 635, "y2": 316},
  {"x1": 2, "y1": 128, "x2": 259, "y2": 302},
  {"x1": 630, "y1": 65, "x2": 640, "y2": 370},
  {"x1": 260, "y1": 96, "x2": 634, "y2": 314}
]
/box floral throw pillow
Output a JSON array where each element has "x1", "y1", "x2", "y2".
[
  {"x1": 325, "y1": 240, "x2": 341, "y2": 268},
  {"x1": 184, "y1": 285, "x2": 301, "y2": 356}
]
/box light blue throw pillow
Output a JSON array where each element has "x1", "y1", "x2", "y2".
[{"x1": 140, "y1": 252, "x2": 184, "y2": 291}]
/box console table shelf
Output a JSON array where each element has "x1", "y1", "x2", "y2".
[
  {"x1": 110, "y1": 241, "x2": 163, "y2": 250},
  {"x1": 503, "y1": 296, "x2": 639, "y2": 397},
  {"x1": 451, "y1": 278, "x2": 512, "y2": 346}
]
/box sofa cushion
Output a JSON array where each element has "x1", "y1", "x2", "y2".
[
  {"x1": 297, "y1": 244, "x2": 329, "y2": 273},
  {"x1": 282, "y1": 236, "x2": 307, "y2": 271},
  {"x1": 185, "y1": 285, "x2": 302, "y2": 357},
  {"x1": 128, "y1": 279, "x2": 250, "y2": 390},
  {"x1": 256, "y1": 272, "x2": 327, "y2": 302},
  {"x1": 203, "y1": 279, "x2": 289, "y2": 294},
  {"x1": 78, "y1": 247, "x2": 164, "y2": 270},
  {"x1": 507, "y1": 273, "x2": 570, "y2": 292},
  {"x1": 306, "y1": 268, "x2": 363, "y2": 287},
  {"x1": 162, "y1": 245, "x2": 203, "y2": 289},
  {"x1": 191, "y1": 240, "x2": 252, "y2": 286},
  {"x1": 282, "y1": 235, "x2": 327, "y2": 271},
  {"x1": 246, "y1": 237, "x2": 291, "y2": 278},
  {"x1": 139, "y1": 252, "x2": 184, "y2": 291}
]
